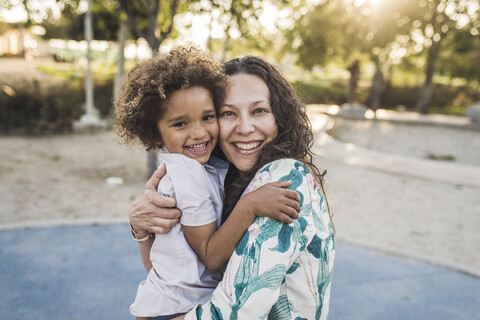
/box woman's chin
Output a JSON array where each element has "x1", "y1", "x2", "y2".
[{"x1": 231, "y1": 158, "x2": 257, "y2": 173}]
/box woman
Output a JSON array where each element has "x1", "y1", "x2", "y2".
[{"x1": 130, "y1": 56, "x2": 335, "y2": 319}]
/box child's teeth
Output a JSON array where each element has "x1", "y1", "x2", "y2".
[{"x1": 188, "y1": 143, "x2": 207, "y2": 150}]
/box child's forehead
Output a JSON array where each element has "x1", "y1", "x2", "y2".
[{"x1": 162, "y1": 86, "x2": 216, "y2": 118}]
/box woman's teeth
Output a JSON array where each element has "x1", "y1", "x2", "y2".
[
  {"x1": 187, "y1": 143, "x2": 207, "y2": 151},
  {"x1": 234, "y1": 142, "x2": 261, "y2": 150}
]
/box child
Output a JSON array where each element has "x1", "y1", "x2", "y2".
[{"x1": 114, "y1": 47, "x2": 299, "y2": 320}]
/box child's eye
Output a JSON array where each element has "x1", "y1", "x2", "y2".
[
  {"x1": 203, "y1": 114, "x2": 216, "y2": 121},
  {"x1": 172, "y1": 121, "x2": 187, "y2": 127}
]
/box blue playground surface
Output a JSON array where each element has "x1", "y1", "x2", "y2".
[{"x1": 1, "y1": 224, "x2": 479, "y2": 319}]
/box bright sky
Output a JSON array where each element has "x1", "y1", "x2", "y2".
[{"x1": 0, "y1": 0, "x2": 60, "y2": 23}]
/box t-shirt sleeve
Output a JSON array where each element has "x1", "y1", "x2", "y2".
[{"x1": 167, "y1": 161, "x2": 217, "y2": 227}]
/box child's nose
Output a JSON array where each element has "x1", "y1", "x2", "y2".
[{"x1": 191, "y1": 124, "x2": 208, "y2": 139}]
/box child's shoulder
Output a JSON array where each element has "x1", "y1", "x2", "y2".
[{"x1": 159, "y1": 152, "x2": 205, "y2": 172}]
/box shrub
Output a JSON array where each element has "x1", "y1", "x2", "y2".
[
  {"x1": 292, "y1": 80, "x2": 347, "y2": 105},
  {"x1": 292, "y1": 78, "x2": 478, "y2": 116},
  {"x1": 0, "y1": 78, "x2": 114, "y2": 135}
]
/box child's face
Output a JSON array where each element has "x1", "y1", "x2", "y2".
[{"x1": 157, "y1": 86, "x2": 219, "y2": 165}]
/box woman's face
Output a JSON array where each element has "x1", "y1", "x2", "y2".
[{"x1": 218, "y1": 73, "x2": 278, "y2": 172}]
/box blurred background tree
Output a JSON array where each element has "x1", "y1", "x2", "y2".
[{"x1": 1, "y1": 0, "x2": 479, "y2": 136}]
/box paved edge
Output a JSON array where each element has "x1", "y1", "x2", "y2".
[{"x1": 0, "y1": 217, "x2": 129, "y2": 232}]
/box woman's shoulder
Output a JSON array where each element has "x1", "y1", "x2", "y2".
[{"x1": 257, "y1": 158, "x2": 309, "y2": 175}]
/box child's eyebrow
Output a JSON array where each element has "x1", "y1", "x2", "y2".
[
  {"x1": 203, "y1": 108, "x2": 216, "y2": 114},
  {"x1": 167, "y1": 115, "x2": 187, "y2": 123}
]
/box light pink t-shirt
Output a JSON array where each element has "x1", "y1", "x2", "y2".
[{"x1": 130, "y1": 151, "x2": 229, "y2": 318}]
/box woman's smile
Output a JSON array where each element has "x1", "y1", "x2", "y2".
[{"x1": 232, "y1": 141, "x2": 262, "y2": 152}]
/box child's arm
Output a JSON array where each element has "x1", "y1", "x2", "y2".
[
  {"x1": 138, "y1": 237, "x2": 154, "y2": 271},
  {"x1": 183, "y1": 180, "x2": 300, "y2": 270}
]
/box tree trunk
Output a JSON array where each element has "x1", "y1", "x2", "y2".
[
  {"x1": 370, "y1": 64, "x2": 384, "y2": 114},
  {"x1": 147, "y1": 43, "x2": 160, "y2": 178},
  {"x1": 416, "y1": 40, "x2": 441, "y2": 114},
  {"x1": 347, "y1": 59, "x2": 360, "y2": 104},
  {"x1": 114, "y1": 19, "x2": 128, "y2": 99}
]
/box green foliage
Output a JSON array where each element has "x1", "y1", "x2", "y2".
[
  {"x1": 0, "y1": 78, "x2": 113, "y2": 135},
  {"x1": 291, "y1": 77, "x2": 477, "y2": 116},
  {"x1": 380, "y1": 83, "x2": 479, "y2": 112},
  {"x1": 292, "y1": 80, "x2": 347, "y2": 105},
  {"x1": 32, "y1": 0, "x2": 122, "y2": 41}
]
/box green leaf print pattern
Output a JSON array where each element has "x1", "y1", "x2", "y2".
[{"x1": 193, "y1": 159, "x2": 335, "y2": 320}]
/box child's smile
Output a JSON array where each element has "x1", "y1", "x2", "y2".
[
  {"x1": 157, "y1": 86, "x2": 219, "y2": 164},
  {"x1": 185, "y1": 141, "x2": 211, "y2": 157}
]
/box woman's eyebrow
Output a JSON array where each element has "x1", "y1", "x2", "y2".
[
  {"x1": 222, "y1": 100, "x2": 269, "y2": 107},
  {"x1": 253, "y1": 100, "x2": 269, "y2": 105}
]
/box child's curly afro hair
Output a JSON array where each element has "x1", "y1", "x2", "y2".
[{"x1": 114, "y1": 46, "x2": 227, "y2": 150}]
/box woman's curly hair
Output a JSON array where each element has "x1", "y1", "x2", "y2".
[
  {"x1": 222, "y1": 56, "x2": 333, "y2": 228},
  {"x1": 114, "y1": 46, "x2": 227, "y2": 150}
]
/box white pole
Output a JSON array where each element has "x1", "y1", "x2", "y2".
[
  {"x1": 75, "y1": 0, "x2": 105, "y2": 130},
  {"x1": 85, "y1": 0, "x2": 95, "y2": 116}
]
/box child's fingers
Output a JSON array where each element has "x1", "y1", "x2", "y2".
[
  {"x1": 284, "y1": 197, "x2": 301, "y2": 214},
  {"x1": 275, "y1": 210, "x2": 295, "y2": 224},
  {"x1": 283, "y1": 189, "x2": 301, "y2": 202},
  {"x1": 281, "y1": 201, "x2": 300, "y2": 219},
  {"x1": 268, "y1": 180, "x2": 292, "y2": 188},
  {"x1": 268, "y1": 181, "x2": 301, "y2": 202}
]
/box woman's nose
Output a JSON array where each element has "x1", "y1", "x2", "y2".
[{"x1": 236, "y1": 115, "x2": 255, "y2": 135}]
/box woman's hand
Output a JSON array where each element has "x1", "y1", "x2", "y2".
[
  {"x1": 240, "y1": 180, "x2": 301, "y2": 224},
  {"x1": 129, "y1": 164, "x2": 181, "y2": 234}
]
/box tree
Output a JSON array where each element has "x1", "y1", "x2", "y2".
[
  {"x1": 407, "y1": 0, "x2": 479, "y2": 113},
  {"x1": 117, "y1": 0, "x2": 180, "y2": 57},
  {"x1": 286, "y1": 0, "x2": 416, "y2": 106}
]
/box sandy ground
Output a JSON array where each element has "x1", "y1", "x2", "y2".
[
  {"x1": 0, "y1": 132, "x2": 147, "y2": 224},
  {"x1": 331, "y1": 118, "x2": 480, "y2": 166},
  {"x1": 317, "y1": 118, "x2": 480, "y2": 277}
]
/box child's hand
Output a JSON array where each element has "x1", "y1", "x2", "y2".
[{"x1": 241, "y1": 180, "x2": 301, "y2": 223}]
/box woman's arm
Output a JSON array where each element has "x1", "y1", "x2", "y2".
[
  {"x1": 183, "y1": 180, "x2": 300, "y2": 270},
  {"x1": 129, "y1": 164, "x2": 182, "y2": 235},
  {"x1": 129, "y1": 164, "x2": 182, "y2": 271}
]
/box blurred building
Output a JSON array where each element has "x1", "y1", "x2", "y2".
[{"x1": 0, "y1": 24, "x2": 50, "y2": 58}]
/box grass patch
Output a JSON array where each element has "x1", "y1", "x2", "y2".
[
  {"x1": 428, "y1": 105, "x2": 467, "y2": 116},
  {"x1": 425, "y1": 152, "x2": 456, "y2": 161}
]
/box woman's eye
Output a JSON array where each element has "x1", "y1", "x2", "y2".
[
  {"x1": 220, "y1": 111, "x2": 235, "y2": 117},
  {"x1": 253, "y1": 108, "x2": 268, "y2": 114}
]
